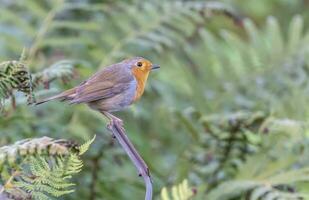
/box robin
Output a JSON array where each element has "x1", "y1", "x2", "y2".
[{"x1": 36, "y1": 57, "x2": 160, "y2": 121}]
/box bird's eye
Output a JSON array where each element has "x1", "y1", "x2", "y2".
[{"x1": 137, "y1": 62, "x2": 143, "y2": 67}]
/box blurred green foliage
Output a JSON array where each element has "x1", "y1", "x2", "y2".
[{"x1": 0, "y1": 0, "x2": 309, "y2": 199}]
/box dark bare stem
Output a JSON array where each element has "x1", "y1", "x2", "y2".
[
  {"x1": 103, "y1": 113, "x2": 152, "y2": 200},
  {"x1": 89, "y1": 147, "x2": 104, "y2": 200},
  {"x1": 11, "y1": 95, "x2": 16, "y2": 110}
]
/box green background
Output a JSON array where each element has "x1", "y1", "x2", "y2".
[{"x1": 1, "y1": 0, "x2": 309, "y2": 199}]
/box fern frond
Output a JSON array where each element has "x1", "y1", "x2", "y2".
[
  {"x1": 207, "y1": 168, "x2": 309, "y2": 200},
  {"x1": 0, "y1": 136, "x2": 78, "y2": 169},
  {"x1": 0, "y1": 60, "x2": 34, "y2": 106},
  {"x1": 160, "y1": 179, "x2": 194, "y2": 200},
  {"x1": 0, "y1": 0, "x2": 241, "y2": 67},
  {"x1": 78, "y1": 134, "x2": 96, "y2": 155},
  {"x1": 32, "y1": 60, "x2": 76, "y2": 88},
  {"x1": 96, "y1": 1, "x2": 241, "y2": 65},
  {"x1": 178, "y1": 110, "x2": 309, "y2": 200},
  {"x1": 0, "y1": 57, "x2": 75, "y2": 110},
  {"x1": 249, "y1": 186, "x2": 309, "y2": 200},
  {"x1": 0, "y1": 136, "x2": 95, "y2": 200},
  {"x1": 14, "y1": 156, "x2": 75, "y2": 198},
  {"x1": 181, "y1": 110, "x2": 267, "y2": 188},
  {"x1": 158, "y1": 15, "x2": 309, "y2": 116},
  {"x1": 181, "y1": 109, "x2": 309, "y2": 200}
]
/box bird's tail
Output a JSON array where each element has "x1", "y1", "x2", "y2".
[{"x1": 36, "y1": 88, "x2": 76, "y2": 105}]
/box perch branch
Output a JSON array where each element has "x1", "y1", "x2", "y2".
[{"x1": 103, "y1": 112, "x2": 152, "y2": 200}]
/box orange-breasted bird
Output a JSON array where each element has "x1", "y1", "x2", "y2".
[{"x1": 36, "y1": 57, "x2": 160, "y2": 120}]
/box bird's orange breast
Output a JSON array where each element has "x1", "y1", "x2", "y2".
[{"x1": 131, "y1": 67, "x2": 150, "y2": 102}]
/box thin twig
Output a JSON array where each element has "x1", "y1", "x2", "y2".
[
  {"x1": 104, "y1": 114, "x2": 152, "y2": 200},
  {"x1": 89, "y1": 139, "x2": 105, "y2": 200},
  {"x1": 89, "y1": 155, "x2": 100, "y2": 200}
]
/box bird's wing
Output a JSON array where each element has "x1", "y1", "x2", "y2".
[{"x1": 70, "y1": 64, "x2": 134, "y2": 104}]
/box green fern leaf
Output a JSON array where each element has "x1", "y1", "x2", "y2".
[
  {"x1": 0, "y1": 60, "x2": 34, "y2": 105},
  {"x1": 78, "y1": 134, "x2": 96, "y2": 155},
  {"x1": 160, "y1": 179, "x2": 193, "y2": 200},
  {"x1": 32, "y1": 60, "x2": 75, "y2": 87}
]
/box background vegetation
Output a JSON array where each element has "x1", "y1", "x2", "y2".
[{"x1": 0, "y1": 0, "x2": 309, "y2": 199}]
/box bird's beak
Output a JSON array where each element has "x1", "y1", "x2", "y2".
[{"x1": 151, "y1": 64, "x2": 160, "y2": 70}]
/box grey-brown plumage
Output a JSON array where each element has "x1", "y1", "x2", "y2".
[{"x1": 36, "y1": 57, "x2": 159, "y2": 112}]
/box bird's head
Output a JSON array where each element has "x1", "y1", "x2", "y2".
[
  {"x1": 123, "y1": 57, "x2": 160, "y2": 81},
  {"x1": 120, "y1": 57, "x2": 159, "y2": 101},
  {"x1": 126, "y1": 57, "x2": 160, "y2": 73}
]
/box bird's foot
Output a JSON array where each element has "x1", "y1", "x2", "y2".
[
  {"x1": 111, "y1": 116, "x2": 123, "y2": 127},
  {"x1": 103, "y1": 112, "x2": 123, "y2": 125},
  {"x1": 103, "y1": 112, "x2": 124, "y2": 134}
]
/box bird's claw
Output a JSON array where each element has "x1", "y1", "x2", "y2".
[
  {"x1": 112, "y1": 117, "x2": 123, "y2": 127},
  {"x1": 106, "y1": 117, "x2": 124, "y2": 139}
]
